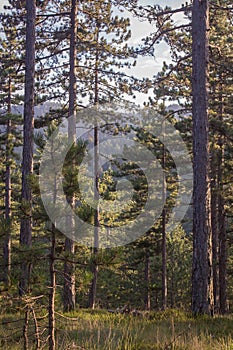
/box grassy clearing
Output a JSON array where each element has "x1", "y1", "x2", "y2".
[{"x1": 1, "y1": 309, "x2": 233, "y2": 349}]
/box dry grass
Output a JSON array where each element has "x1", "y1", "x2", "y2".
[{"x1": 1, "y1": 309, "x2": 233, "y2": 349}]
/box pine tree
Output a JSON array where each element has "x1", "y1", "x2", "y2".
[
  {"x1": 208, "y1": 0, "x2": 233, "y2": 314},
  {"x1": 19, "y1": 0, "x2": 36, "y2": 296},
  {"x1": 134, "y1": 0, "x2": 232, "y2": 314},
  {"x1": 190, "y1": 0, "x2": 214, "y2": 315},
  {"x1": 77, "y1": 0, "x2": 135, "y2": 309},
  {"x1": 63, "y1": 0, "x2": 78, "y2": 313},
  {"x1": 0, "y1": 8, "x2": 24, "y2": 288}
]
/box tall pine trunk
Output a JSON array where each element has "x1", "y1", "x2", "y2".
[
  {"x1": 161, "y1": 121, "x2": 167, "y2": 310},
  {"x1": 217, "y1": 78, "x2": 227, "y2": 314},
  {"x1": 191, "y1": 0, "x2": 214, "y2": 315},
  {"x1": 88, "y1": 20, "x2": 100, "y2": 310},
  {"x1": 19, "y1": 0, "x2": 36, "y2": 296},
  {"x1": 211, "y1": 158, "x2": 219, "y2": 312},
  {"x1": 63, "y1": 0, "x2": 77, "y2": 312},
  {"x1": 3, "y1": 78, "x2": 12, "y2": 287}
]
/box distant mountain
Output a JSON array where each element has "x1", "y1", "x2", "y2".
[{"x1": 8, "y1": 102, "x2": 61, "y2": 118}]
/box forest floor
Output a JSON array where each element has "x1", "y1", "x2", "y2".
[{"x1": 1, "y1": 309, "x2": 233, "y2": 349}]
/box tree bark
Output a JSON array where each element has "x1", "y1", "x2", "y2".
[
  {"x1": 161, "y1": 209, "x2": 167, "y2": 309},
  {"x1": 23, "y1": 308, "x2": 29, "y2": 350},
  {"x1": 191, "y1": 0, "x2": 214, "y2": 315},
  {"x1": 218, "y1": 186, "x2": 227, "y2": 314},
  {"x1": 211, "y1": 158, "x2": 219, "y2": 312},
  {"x1": 88, "y1": 19, "x2": 100, "y2": 310},
  {"x1": 31, "y1": 307, "x2": 40, "y2": 350},
  {"x1": 63, "y1": 0, "x2": 77, "y2": 313},
  {"x1": 88, "y1": 123, "x2": 100, "y2": 309},
  {"x1": 217, "y1": 79, "x2": 227, "y2": 314},
  {"x1": 49, "y1": 229, "x2": 56, "y2": 350},
  {"x1": 19, "y1": 0, "x2": 36, "y2": 296},
  {"x1": 144, "y1": 248, "x2": 151, "y2": 311},
  {"x1": 3, "y1": 78, "x2": 12, "y2": 287},
  {"x1": 161, "y1": 121, "x2": 167, "y2": 310}
]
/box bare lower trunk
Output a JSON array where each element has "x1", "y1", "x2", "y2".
[
  {"x1": 31, "y1": 308, "x2": 40, "y2": 350},
  {"x1": 211, "y1": 165, "x2": 219, "y2": 312},
  {"x1": 144, "y1": 249, "x2": 151, "y2": 311},
  {"x1": 88, "y1": 168, "x2": 100, "y2": 309},
  {"x1": 49, "y1": 229, "x2": 56, "y2": 350},
  {"x1": 161, "y1": 208, "x2": 167, "y2": 310},
  {"x1": 170, "y1": 244, "x2": 175, "y2": 308},
  {"x1": 191, "y1": 0, "x2": 214, "y2": 315},
  {"x1": 88, "y1": 125, "x2": 100, "y2": 310},
  {"x1": 4, "y1": 84, "x2": 12, "y2": 287},
  {"x1": 88, "y1": 246, "x2": 99, "y2": 309},
  {"x1": 217, "y1": 79, "x2": 227, "y2": 314},
  {"x1": 63, "y1": 238, "x2": 76, "y2": 312},
  {"x1": 19, "y1": 0, "x2": 36, "y2": 296},
  {"x1": 218, "y1": 194, "x2": 227, "y2": 314},
  {"x1": 23, "y1": 309, "x2": 29, "y2": 350}
]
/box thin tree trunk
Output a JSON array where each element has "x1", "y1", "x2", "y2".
[
  {"x1": 63, "y1": 0, "x2": 77, "y2": 312},
  {"x1": 31, "y1": 308, "x2": 40, "y2": 350},
  {"x1": 19, "y1": 0, "x2": 36, "y2": 296},
  {"x1": 144, "y1": 248, "x2": 151, "y2": 311},
  {"x1": 161, "y1": 120, "x2": 167, "y2": 310},
  {"x1": 49, "y1": 229, "x2": 56, "y2": 350},
  {"x1": 170, "y1": 244, "x2": 175, "y2": 308},
  {"x1": 88, "y1": 124, "x2": 100, "y2": 309},
  {"x1": 161, "y1": 207, "x2": 167, "y2": 310},
  {"x1": 23, "y1": 308, "x2": 30, "y2": 350},
  {"x1": 88, "y1": 20, "x2": 100, "y2": 310},
  {"x1": 48, "y1": 159, "x2": 58, "y2": 349},
  {"x1": 218, "y1": 187, "x2": 227, "y2": 314},
  {"x1": 3, "y1": 78, "x2": 12, "y2": 287},
  {"x1": 211, "y1": 159, "x2": 219, "y2": 313},
  {"x1": 217, "y1": 78, "x2": 227, "y2": 314},
  {"x1": 63, "y1": 238, "x2": 76, "y2": 312},
  {"x1": 191, "y1": 0, "x2": 214, "y2": 315}
]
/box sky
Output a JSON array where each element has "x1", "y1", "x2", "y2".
[
  {"x1": 124, "y1": 0, "x2": 188, "y2": 103},
  {"x1": 0, "y1": 0, "x2": 7, "y2": 12},
  {"x1": 0, "y1": 0, "x2": 188, "y2": 104}
]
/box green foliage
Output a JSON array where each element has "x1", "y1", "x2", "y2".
[{"x1": 0, "y1": 1, "x2": 233, "y2": 348}]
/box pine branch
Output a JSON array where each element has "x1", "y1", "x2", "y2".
[
  {"x1": 155, "y1": 54, "x2": 192, "y2": 83},
  {"x1": 209, "y1": 2, "x2": 233, "y2": 12},
  {"x1": 137, "y1": 24, "x2": 191, "y2": 55},
  {"x1": 36, "y1": 12, "x2": 70, "y2": 18},
  {"x1": 134, "y1": 5, "x2": 192, "y2": 20}
]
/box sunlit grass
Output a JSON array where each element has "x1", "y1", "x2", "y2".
[{"x1": 1, "y1": 309, "x2": 233, "y2": 349}]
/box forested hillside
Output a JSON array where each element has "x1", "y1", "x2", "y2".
[{"x1": 0, "y1": 0, "x2": 232, "y2": 349}]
